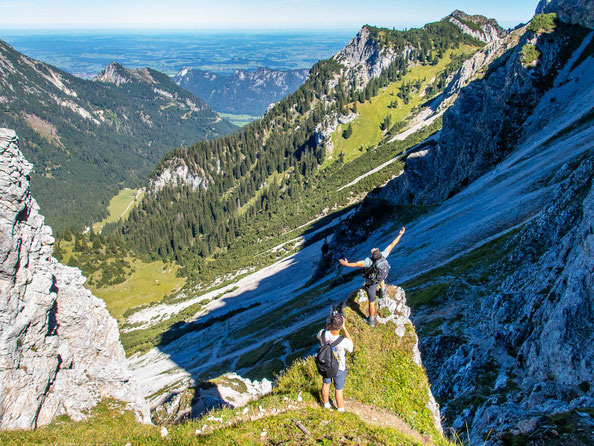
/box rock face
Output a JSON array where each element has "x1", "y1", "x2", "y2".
[
  {"x1": 447, "y1": 10, "x2": 506, "y2": 43},
  {"x1": 151, "y1": 163, "x2": 207, "y2": 193},
  {"x1": 0, "y1": 128, "x2": 150, "y2": 429},
  {"x1": 536, "y1": 0, "x2": 594, "y2": 28}
]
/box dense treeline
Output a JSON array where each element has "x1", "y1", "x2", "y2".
[{"x1": 115, "y1": 20, "x2": 484, "y2": 280}]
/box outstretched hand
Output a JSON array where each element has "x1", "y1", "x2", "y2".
[
  {"x1": 399, "y1": 226, "x2": 406, "y2": 236},
  {"x1": 339, "y1": 258, "x2": 349, "y2": 266}
]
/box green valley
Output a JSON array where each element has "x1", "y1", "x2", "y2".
[{"x1": 92, "y1": 188, "x2": 144, "y2": 233}]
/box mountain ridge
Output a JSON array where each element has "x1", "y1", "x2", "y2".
[
  {"x1": 0, "y1": 41, "x2": 236, "y2": 232},
  {"x1": 173, "y1": 66, "x2": 309, "y2": 116}
]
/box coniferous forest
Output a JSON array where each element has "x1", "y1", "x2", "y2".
[{"x1": 113, "y1": 20, "x2": 484, "y2": 281}]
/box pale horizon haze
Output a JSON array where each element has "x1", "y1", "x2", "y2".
[{"x1": 1, "y1": 0, "x2": 539, "y2": 31}]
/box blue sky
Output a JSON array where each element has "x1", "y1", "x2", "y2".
[{"x1": 1, "y1": 0, "x2": 539, "y2": 30}]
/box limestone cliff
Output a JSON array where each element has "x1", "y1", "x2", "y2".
[{"x1": 0, "y1": 128, "x2": 150, "y2": 429}]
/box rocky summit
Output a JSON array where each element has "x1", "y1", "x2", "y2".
[{"x1": 0, "y1": 128, "x2": 150, "y2": 429}]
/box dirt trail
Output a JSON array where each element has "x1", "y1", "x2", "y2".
[
  {"x1": 343, "y1": 399, "x2": 435, "y2": 445},
  {"x1": 195, "y1": 398, "x2": 434, "y2": 445}
]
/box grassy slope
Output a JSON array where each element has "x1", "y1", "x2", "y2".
[
  {"x1": 60, "y1": 239, "x2": 184, "y2": 323},
  {"x1": 0, "y1": 400, "x2": 425, "y2": 446},
  {"x1": 1, "y1": 288, "x2": 448, "y2": 445},
  {"x1": 92, "y1": 257, "x2": 184, "y2": 323},
  {"x1": 93, "y1": 188, "x2": 145, "y2": 233},
  {"x1": 330, "y1": 45, "x2": 477, "y2": 164},
  {"x1": 218, "y1": 112, "x2": 260, "y2": 127}
]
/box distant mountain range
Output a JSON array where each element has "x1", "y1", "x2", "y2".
[
  {"x1": 0, "y1": 42, "x2": 236, "y2": 232},
  {"x1": 173, "y1": 67, "x2": 309, "y2": 116}
]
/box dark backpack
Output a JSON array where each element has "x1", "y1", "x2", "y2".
[
  {"x1": 364, "y1": 256, "x2": 390, "y2": 285},
  {"x1": 315, "y1": 331, "x2": 344, "y2": 378}
]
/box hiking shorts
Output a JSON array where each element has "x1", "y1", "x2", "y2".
[
  {"x1": 323, "y1": 368, "x2": 347, "y2": 390},
  {"x1": 362, "y1": 283, "x2": 379, "y2": 302}
]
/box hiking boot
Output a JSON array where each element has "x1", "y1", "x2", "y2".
[{"x1": 365, "y1": 317, "x2": 375, "y2": 327}]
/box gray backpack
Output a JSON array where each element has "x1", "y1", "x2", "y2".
[
  {"x1": 364, "y1": 256, "x2": 390, "y2": 285},
  {"x1": 315, "y1": 331, "x2": 344, "y2": 378}
]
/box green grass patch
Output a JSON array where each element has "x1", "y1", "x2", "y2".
[
  {"x1": 275, "y1": 299, "x2": 444, "y2": 441},
  {"x1": 521, "y1": 43, "x2": 540, "y2": 65},
  {"x1": 0, "y1": 400, "x2": 158, "y2": 445},
  {"x1": 91, "y1": 257, "x2": 184, "y2": 322},
  {"x1": 93, "y1": 188, "x2": 144, "y2": 233},
  {"x1": 197, "y1": 407, "x2": 423, "y2": 445},
  {"x1": 231, "y1": 280, "x2": 332, "y2": 340},
  {"x1": 529, "y1": 13, "x2": 557, "y2": 34},
  {"x1": 406, "y1": 282, "x2": 450, "y2": 309},
  {"x1": 218, "y1": 112, "x2": 260, "y2": 127},
  {"x1": 236, "y1": 341, "x2": 287, "y2": 370},
  {"x1": 401, "y1": 227, "x2": 523, "y2": 291}
]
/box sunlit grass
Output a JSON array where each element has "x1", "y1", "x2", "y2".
[
  {"x1": 330, "y1": 46, "x2": 477, "y2": 165},
  {"x1": 91, "y1": 257, "x2": 184, "y2": 323},
  {"x1": 93, "y1": 188, "x2": 144, "y2": 233}
]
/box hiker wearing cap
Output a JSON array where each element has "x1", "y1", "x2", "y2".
[
  {"x1": 339, "y1": 227, "x2": 405, "y2": 326},
  {"x1": 316, "y1": 314, "x2": 353, "y2": 412}
]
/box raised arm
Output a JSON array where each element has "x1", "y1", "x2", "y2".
[
  {"x1": 384, "y1": 227, "x2": 406, "y2": 256},
  {"x1": 339, "y1": 258, "x2": 365, "y2": 268}
]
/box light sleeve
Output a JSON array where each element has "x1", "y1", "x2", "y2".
[
  {"x1": 382, "y1": 248, "x2": 390, "y2": 258},
  {"x1": 343, "y1": 339, "x2": 354, "y2": 353},
  {"x1": 362, "y1": 257, "x2": 372, "y2": 268}
]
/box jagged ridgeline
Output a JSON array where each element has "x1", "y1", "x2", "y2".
[
  {"x1": 120, "y1": 17, "x2": 490, "y2": 280},
  {"x1": 0, "y1": 43, "x2": 236, "y2": 232}
]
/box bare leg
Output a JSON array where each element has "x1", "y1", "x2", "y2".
[
  {"x1": 335, "y1": 389, "x2": 344, "y2": 409},
  {"x1": 369, "y1": 300, "x2": 376, "y2": 319},
  {"x1": 321, "y1": 382, "x2": 330, "y2": 404}
]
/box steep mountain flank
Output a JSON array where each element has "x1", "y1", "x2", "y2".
[
  {"x1": 318, "y1": 4, "x2": 594, "y2": 443},
  {"x1": 536, "y1": 0, "x2": 594, "y2": 27},
  {"x1": 119, "y1": 12, "x2": 495, "y2": 281},
  {"x1": 0, "y1": 129, "x2": 150, "y2": 429},
  {"x1": 377, "y1": 15, "x2": 591, "y2": 206},
  {"x1": 173, "y1": 67, "x2": 309, "y2": 116},
  {"x1": 0, "y1": 42, "x2": 235, "y2": 232}
]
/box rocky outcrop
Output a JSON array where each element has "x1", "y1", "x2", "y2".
[
  {"x1": 536, "y1": 0, "x2": 594, "y2": 28},
  {"x1": 358, "y1": 286, "x2": 443, "y2": 433},
  {"x1": 333, "y1": 26, "x2": 402, "y2": 87},
  {"x1": 0, "y1": 128, "x2": 150, "y2": 429},
  {"x1": 447, "y1": 10, "x2": 506, "y2": 43},
  {"x1": 152, "y1": 373, "x2": 272, "y2": 424},
  {"x1": 94, "y1": 62, "x2": 155, "y2": 86},
  {"x1": 151, "y1": 163, "x2": 207, "y2": 192}
]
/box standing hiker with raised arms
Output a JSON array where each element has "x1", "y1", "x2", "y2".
[{"x1": 339, "y1": 227, "x2": 406, "y2": 327}]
